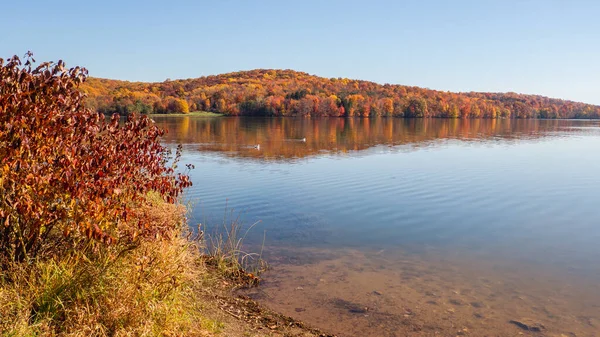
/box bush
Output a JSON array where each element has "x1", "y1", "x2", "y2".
[{"x1": 0, "y1": 53, "x2": 192, "y2": 265}]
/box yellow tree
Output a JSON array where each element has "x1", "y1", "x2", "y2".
[
  {"x1": 381, "y1": 98, "x2": 394, "y2": 116},
  {"x1": 174, "y1": 99, "x2": 190, "y2": 113}
]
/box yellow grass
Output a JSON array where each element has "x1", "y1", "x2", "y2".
[{"x1": 0, "y1": 197, "x2": 220, "y2": 337}]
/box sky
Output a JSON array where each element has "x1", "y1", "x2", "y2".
[{"x1": 1, "y1": 0, "x2": 599, "y2": 104}]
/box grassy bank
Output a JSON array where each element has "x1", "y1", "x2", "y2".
[
  {"x1": 149, "y1": 111, "x2": 224, "y2": 117},
  {"x1": 0, "y1": 197, "x2": 207, "y2": 336},
  {"x1": 0, "y1": 196, "x2": 332, "y2": 337}
]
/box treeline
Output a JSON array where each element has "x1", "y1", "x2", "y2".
[{"x1": 81, "y1": 69, "x2": 600, "y2": 119}]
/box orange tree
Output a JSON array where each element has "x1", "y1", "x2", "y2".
[{"x1": 0, "y1": 53, "x2": 191, "y2": 265}]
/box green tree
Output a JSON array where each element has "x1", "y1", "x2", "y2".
[{"x1": 405, "y1": 98, "x2": 428, "y2": 118}]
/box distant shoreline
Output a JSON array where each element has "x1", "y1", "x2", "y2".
[
  {"x1": 148, "y1": 111, "x2": 224, "y2": 117},
  {"x1": 83, "y1": 70, "x2": 600, "y2": 119},
  {"x1": 145, "y1": 113, "x2": 598, "y2": 121}
]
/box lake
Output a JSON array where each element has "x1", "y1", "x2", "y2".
[{"x1": 154, "y1": 116, "x2": 600, "y2": 336}]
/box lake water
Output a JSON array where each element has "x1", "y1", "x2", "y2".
[{"x1": 154, "y1": 116, "x2": 600, "y2": 336}]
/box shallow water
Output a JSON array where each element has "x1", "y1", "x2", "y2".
[{"x1": 154, "y1": 116, "x2": 600, "y2": 336}]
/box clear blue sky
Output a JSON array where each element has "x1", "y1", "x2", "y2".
[{"x1": 1, "y1": 0, "x2": 599, "y2": 104}]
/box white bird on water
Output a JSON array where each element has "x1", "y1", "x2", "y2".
[
  {"x1": 301, "y1": 137, "x2": 306, "y2": 142},
  {"x1": 253, "y1": 144, "x2": 260, "y2": 150}
]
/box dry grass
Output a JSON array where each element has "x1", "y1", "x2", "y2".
[
  {"x1": 0, "y1": 197, "x2": 222, "y2": 337},
  {"x1": 202, "y1": 209, "x2": 267, "y2": 285}
]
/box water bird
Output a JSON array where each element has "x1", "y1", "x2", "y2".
[
  {"x1": 301, "y1": 137, "x2": 306, "y2": 142},
  {"x1": 253, "y1": 144, "x2": 260, "y2": 150}
]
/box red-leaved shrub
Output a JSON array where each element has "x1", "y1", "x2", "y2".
[{"x1": 0, "y1": 52, "x2": 191, "y2": 264}]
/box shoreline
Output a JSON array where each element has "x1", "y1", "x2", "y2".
[
  {"x1": 148, "y1": 111, "x2": 224, "y2": 117},
  {"x1": 200, "y1": 260, "x2": 336, "y2": 336},
  {"x1": 0, "y1": 195, "x2": 334, "y2": 336}
]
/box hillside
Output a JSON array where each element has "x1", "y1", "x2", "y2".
[{"x1": 81, "y1": 69, "x2": 600, "y2": 119}]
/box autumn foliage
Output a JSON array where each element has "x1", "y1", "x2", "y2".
[
  {"x1": 0, "y1": 53, "x2": 191, "y2": 264},
  {"x1": 82, "y1": 69, "x2": 600, "y2": 119}
]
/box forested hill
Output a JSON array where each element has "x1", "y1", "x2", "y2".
[{"x1": 81, "y1": 69, "x2": 600, "y2": 119}]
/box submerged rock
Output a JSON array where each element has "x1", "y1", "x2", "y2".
[
  {"x1": 470, "y1": 301, "x2": 484, "y2": 308},
  {"x1": 331, "y1": 298, "x2": 369, "y2": 314},
  {"x1": 449, "y1": 298, "x2": 464, "y2": 306},
  {"x1": 509, "y1": 318, "x2": 545, "y2": 332}
]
